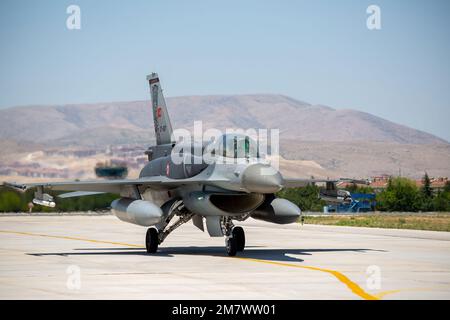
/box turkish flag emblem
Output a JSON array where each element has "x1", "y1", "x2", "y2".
[{"x1": 156, "y1": 107, "x2": 162, "y2": 118}]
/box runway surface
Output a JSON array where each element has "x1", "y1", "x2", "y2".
[{"x1": 0, "y1": 214, "x2": 449, "y2": 299}]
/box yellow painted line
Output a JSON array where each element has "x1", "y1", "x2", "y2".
[
  {"x1": 374, "y1": 287, "x2": 434, "y2": 299},
  {"x1": 1, "y1": 229, "x2": 378, "y2": 300},
  {"x1": 236, "y1": 257, "x2": 379, "y2": 300},
  {"x1": 373, "y1": 289, "x2": 403, "y2": 299},
  {"x1": 0, "y1": 230, "x2": 141, "y2": 248}
]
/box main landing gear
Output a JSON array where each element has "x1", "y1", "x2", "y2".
[
  {"x1": 145, "y1": 201, "x2": 193, "y2": 254},
  {"x1": 147, "y1": 223, "x2": 247, "y2": 256},
  {"x1": 145, "y1": 227, "x2": 159, "y2": 253},
  {"x1": 145, "y1": 205, "x2": 247, "y2": 256},
  {"x1": 225, "y1": 226, "x2": 246, "y2": 257}
]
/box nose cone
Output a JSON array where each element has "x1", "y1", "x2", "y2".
[{"x1": 242, "y1": 164, "x2": 283, "y2": 194}]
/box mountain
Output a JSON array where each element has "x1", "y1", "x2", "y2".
[
  {"x1": 0, "y1": 94, "x2": 447, "y2": 146},
  {"x1": 0, "y1": 94, "x2": 449, "y2": 179}
]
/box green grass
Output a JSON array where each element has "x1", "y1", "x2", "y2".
[{"x1": 303, "y1": 214, "x2": 450, "y2": 232}]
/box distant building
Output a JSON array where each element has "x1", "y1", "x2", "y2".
[
  {"x1": 415, "y1": 176, "x2": 448, "y2": 192},
  {"x1": 367, "y1": 175, "x2": 448, "y2": 193},
  {"x1": 369, "y1": 175, "x2": 391, "y2": 191}
]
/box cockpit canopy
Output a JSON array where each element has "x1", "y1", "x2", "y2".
[{"x1": 210, "y1": 133, "x2": 260, "y2": 159}]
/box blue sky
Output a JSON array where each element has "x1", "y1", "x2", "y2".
[{"x1": 1, "y1": 0, "x2": 449, "y2": 141}]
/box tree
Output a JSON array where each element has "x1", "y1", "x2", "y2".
[
  {"x1": 421, "y1": 172, "x2": 432, "y2": 198},
  {"x1": 417, "y1": 172, "x2": 434, "y2": 211},
  {"x1": 432, "y1": 181, "x2": 450, "y2": 212},
  {"x1": 444, "y1": 181, "x2": 450, "y2": 193},
  {"x1": 433, "y1": 189, "x2": 450, "y2": 211},
  {"x1": 346, "y1": 183, "x2": 374, "y2": 194},
  {"x1": 0, "y1": 191, "x2": 22, "y2": 212},
  {"x1": 376, "y1": 177, "x2": 421, "y2": 212},
  {"x1": 277, "y1": 185, "x2": 326, "y2": 212}
]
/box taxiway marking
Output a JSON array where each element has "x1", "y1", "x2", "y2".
[
  {"x1": 373, "y1": 287, "x2": 433, "y2": 299},
  {"x1": 0, "y1": 229, "x2": 378, "y2": 300},
  {"x1": 235, "y1": 257, "x2": 378, "y2": 300},
  {"x1": 0, "y1": 230, "x2": 141, "y2": 248}
]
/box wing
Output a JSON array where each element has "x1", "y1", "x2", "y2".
[{"x1": 3, "y1": 175, "x2": 228, "y2": 195}]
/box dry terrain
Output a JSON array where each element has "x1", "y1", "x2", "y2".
[
  {"x1": 0, "y1": 94, "x2": 449, "y2": 181},
  {"x1": 304, "y1": 213, "x2": 450, "y2": 232}
]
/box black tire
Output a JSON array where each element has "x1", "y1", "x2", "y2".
[
  {"x1": 232, "y1": 226, "x2": 245, "y2": 252},
  {"x1": 145, "y1": 227, "x2": 159, "y2": 253},
  {"x1": 225, "y1": 236, "x2": 237, "y2": 256}
]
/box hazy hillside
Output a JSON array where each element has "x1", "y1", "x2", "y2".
[
  {"x1": 0, "y1": 94, "x2": 449, "y2": 179},
  {"x1": 281, "y1": 140, "x2": 450, "y2": 179},
  {"x1": 0, "y1": 94, "x2": 447, "y2": 146}
]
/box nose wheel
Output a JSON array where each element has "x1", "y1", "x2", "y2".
[
  {"x1": 145, "y1": 227, "x2": 159, "y2": 253},
  {"x1": 225, "y1": 226, "x2": 245, "y2": 256}
]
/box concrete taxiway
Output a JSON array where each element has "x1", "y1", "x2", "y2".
[{"x1": 0, "y1": 214, "x2": 449, "y2": 299}]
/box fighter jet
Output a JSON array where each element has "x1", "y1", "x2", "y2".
[{"x1": 4, "y1": 73, "x2": 364, "y2": 256}]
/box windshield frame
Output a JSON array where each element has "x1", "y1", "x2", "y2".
[{"x1": 216, "y1": 133, "x2": 259, "y2": 159}]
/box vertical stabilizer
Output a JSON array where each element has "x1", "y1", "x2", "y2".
[{"x1": 147, "y1": 73, "x2": 173, "y2": 145}]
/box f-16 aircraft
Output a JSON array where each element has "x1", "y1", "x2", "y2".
[{"x1": 4, "y1": 73, "x2": 365, "y2": 256}]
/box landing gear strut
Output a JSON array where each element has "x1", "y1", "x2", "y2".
[
  {"x1": 145, "y1": 227, "x2": 159, "y2": 253},
  {"x1": 145, "y1": 201, "x2": 193, "y2": 254},
  {"x1": 225, "y1": 225, "x2": 246, "y2": 256}
]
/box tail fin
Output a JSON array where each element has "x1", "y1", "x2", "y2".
[{"x1": 147, "y1": 73, "x2": 174, "y2": 145}]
